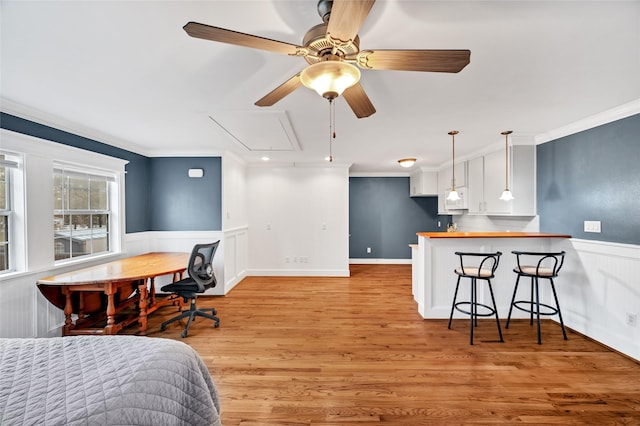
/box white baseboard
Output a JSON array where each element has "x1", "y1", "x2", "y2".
[
  {"x1": 248, "y1": 269, "x2": 350, "y2": 277},
  {"x1": 350, "y1": 258, "x2": 411, "y2": 265}
]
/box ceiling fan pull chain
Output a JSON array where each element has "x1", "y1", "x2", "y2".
[
  {"x1": 328, "y1": 99, "x2": 334, "y2": 162},
  {"x1": 331, "y1": 98, "x2": 336, "y2": 139}
]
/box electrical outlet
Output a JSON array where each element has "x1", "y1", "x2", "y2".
[
  {"x1": 584, "y1": 220, "x2": 601, "y2": 233},
  {"x1": 626, "y1": 313, "x2": 637, "y2": 327},
  {"x1": 367, "y1": 247, "x2": 372, "y2": 254}
]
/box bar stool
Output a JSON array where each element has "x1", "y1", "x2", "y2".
[
  {"x1": 505, "y1": 251, "x2": 568, "y2": 344},
  {"x1": 448, "y1": 251, "x2": 503, "y2": 345}
]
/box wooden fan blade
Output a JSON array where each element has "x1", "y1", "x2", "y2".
[
  {"x1": 355, "y1": 49, "x2": 471, "y2": 73},
  {"x1": 326, "y1": 0, "x2": 375, "y2": 47},
  {"x1": 255, "y1": 73, "x2": 303, "y2": 107},
  {"x1": 184, "y1": 22, "x2": 302, "y2": 56},
  {"x1": 343, "y1": 83, "x2": 376, "y2": 118}
]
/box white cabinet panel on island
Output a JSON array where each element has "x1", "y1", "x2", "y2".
[{"x1": 413, "y1": 232, "x2": 571, "y2": 319}]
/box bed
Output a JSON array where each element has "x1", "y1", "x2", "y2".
[{"x1": 0, "y1": 335, "x2": 221, "y2": 426}]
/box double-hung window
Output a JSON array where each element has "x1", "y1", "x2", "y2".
[
  {"x1": 53, "y1": 165, "x2": 115, "y2": 261},
  {"x1": 0, "y1": 154, "x2": 18, "y2": 271}
]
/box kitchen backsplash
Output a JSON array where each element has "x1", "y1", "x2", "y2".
[{"x1": 454, "y1": 215, "x2": 540, "y2": 233}]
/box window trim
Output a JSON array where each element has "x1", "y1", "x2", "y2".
[
  {"x1": 0, "y1": 154, "x2": 20, "y2": 273},
  {"x1": 53, "y1": 162, "x2": 117, "y2": 263},
  {"x1": 0, "y1": 128, "x2": 128, "y2": 275}
]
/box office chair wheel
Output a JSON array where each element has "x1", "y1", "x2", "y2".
[
  {"x1": 160, "y1": 324, "x2": 166, "y2": 331},
  {"x1": 214, "y1": 322, "x2": 220, "y2": 328},
  {"x1": 181, "y1": 330, "x2": 188, "y2": 338}
]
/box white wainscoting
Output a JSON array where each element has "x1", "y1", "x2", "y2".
[
  {"x1": 222, "y1": 226, "x2": 248, "y2": 294},
  {"x1": 0, "y1": 228, "x2": 249, "y2": 338},
  {"x1": 552, "y1": 238, "x2": 640, "y2": 361}
]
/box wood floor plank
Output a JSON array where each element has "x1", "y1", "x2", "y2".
[{"x1": 130, "y1": 264, "x2": 640, "y2": 425}]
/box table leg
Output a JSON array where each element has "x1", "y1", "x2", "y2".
[
  {"x1": 149, "y1": 277, "x2": 157, "y2": 307},
  {"x1": 62, "y1": 287, "x2": 74, "y2": 336},
  {"x1": 138, "y1": 279, "x2": 148, "y2": 335},
  {"x1": 105, "y1": 284, "x2": 117, "y2": 335}
]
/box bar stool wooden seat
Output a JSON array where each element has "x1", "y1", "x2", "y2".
[
  {"x1": 505, "y1": 251, "x2": 568, "y2": 344},
  {"x1": 448, "y1": 251, "x2": 503, "y2": 345}
]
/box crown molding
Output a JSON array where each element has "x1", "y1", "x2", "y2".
[
  {"x1": 535, "y1": 99, "x2": 640, "y2": 144},
  {"x1": 0, "y1": 97, "x2": 154, "y2": 156}
]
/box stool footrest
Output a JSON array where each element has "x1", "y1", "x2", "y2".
[
  {"x1": 454, "y1": 301, "x2": 497, "y2": 318},
  {"x1": 512, "y1": 300, "x2": 559, "y2": 316}
]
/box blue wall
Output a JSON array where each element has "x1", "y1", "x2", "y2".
[
  {"x1": 149, "y1": 157, "x2": 222, "y2": 231},
  {"x1": 0, "y1": 113, "x2": 222, "y2": 233},
  {"x1": 537, "y1": 113, "x2": 640, "y2": 245},
  {"x1": 349, "y1": 177, "x2": 448, "y2": 259}
]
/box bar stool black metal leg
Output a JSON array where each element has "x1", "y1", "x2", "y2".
[
  {"x1": 487, "y1": 280, "x2": 504, "y2": 342},
  {"x1": 530, "y1": 277, "x2": 535, "y2": 326},
  {"x1": 470, "y1": 278, "x2": 475, "y2": 345},
  {"x1": 505, "y1": 275, "x2": 520, "y2": 329},
  {"x1": 549, "y1": 278, "x2": 568, "y2": 340},
  {"x1": 534, "y1": 277, "x2": 542, "y2": 344},
  {"x1": 448, "y1": 276, "x2": 461, "y2": 329}
]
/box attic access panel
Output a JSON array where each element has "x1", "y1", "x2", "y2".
[{"x1": 209, "y1": 110, "x2": 300, "y2": 153}]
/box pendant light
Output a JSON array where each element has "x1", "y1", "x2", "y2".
[
  {"x1": 446, "y1": 130, "x2": 461, "y2": 201},
  {"x1": 499, "y1": 130, "x2": 515, "y2": 201}
]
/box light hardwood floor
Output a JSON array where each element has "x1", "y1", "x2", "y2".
[{"x1": 137, "y1": 264, "x2": 640, "y2": 425}]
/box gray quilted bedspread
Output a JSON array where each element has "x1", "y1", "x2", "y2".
[{"x1": 0, "y1": 336, "x2": 221, "y2": 426}]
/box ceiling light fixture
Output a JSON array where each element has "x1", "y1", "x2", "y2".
[
  {"x1": 299, "y1": 56, "x2": 361, "y2": 100},
  {"x1": 398, "y1": 158, "x2": 417, "y2": 168},
  {"x1": 261, "y1": 156, "x2": 270, "y2": 161},
  {"x1": 499, "y1": 130, "x2": 515, "y2": 201},
  {"x1": 446, "y1": 130, "x2": 461, "y2": 201}
]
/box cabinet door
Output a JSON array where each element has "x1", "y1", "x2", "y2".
[
  {"x1": 483, "y1": 149, "x2": 512, "y2": 214},
  {"x1": 467, "y1": 156, "x2": 484, "y2": 214},
  {"x1": 409, "y1": 173, "x2": 421, "y2": 196}
]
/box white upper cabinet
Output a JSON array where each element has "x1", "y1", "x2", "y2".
[
  {"x1": 437, "y1": 161, "x2": 467, "y2": 214},
  {"x1": 409, "y1": 169, "x2": 438, "y2": 197},
  {"x1": 467, "y1": 145, "x2": 536, "y2": 216},
  {"x1": 439, "y1": 161, "x2": 467, "y2": 191},
  {"x1": 467, "y1": 156, "x2": 484, "y2": 214}
]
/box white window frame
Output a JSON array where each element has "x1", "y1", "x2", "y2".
[
  {"x1": 0, "y1": 129, "x2": 127, "y2": 275},
  {"x1": 53, "y1": 163, "x2": 116, "y2": 263},
  {"x1": 0, "y1": 154, "x2": 20, "y2": 273}
]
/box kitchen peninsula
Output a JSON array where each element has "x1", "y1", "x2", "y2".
[{"x1": 414, "y1": 232, "x2": 571, "y2": 319}]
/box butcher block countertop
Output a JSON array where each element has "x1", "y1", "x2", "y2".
[{"x1": 417, "y1": 232, "x2": 571, "y2": 239}]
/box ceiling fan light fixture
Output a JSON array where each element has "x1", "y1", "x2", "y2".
[
  {"x1": 300, "y1": 60, "x2": 361, "y2": 99},
  {"x1": 398, "y1": 158, "x2": 416, "y2": 168}
]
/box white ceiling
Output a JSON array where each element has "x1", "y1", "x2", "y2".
[{"x1": 2, "y1": 1, "x2": 639, "y2": 173}]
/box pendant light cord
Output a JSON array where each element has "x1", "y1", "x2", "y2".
[{"x1": 504, "y1": 135, "x2": 508, "y2": 189}]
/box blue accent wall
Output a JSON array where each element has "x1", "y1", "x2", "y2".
[
  {"x1": 1, "y1": 113, "x2": 222, "y2": 233},
  {"x1": 537, "y1": 113, "x2": 640, "y2": 245},
  {"x1": 349, "y1": 177, "x2": 449, "y2": 259},
  {"x1": 149, "y1": 157, "x2": 222, "y2": 231}
]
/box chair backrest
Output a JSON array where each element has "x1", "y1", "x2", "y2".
[
  {"x1": 454, "y1": 251, "x2": 502, "y2": 278},
  {"x1": 512, "y1": 251, "x2": 566, "y2": 277},
  {"x1": 187, "y1": 241, "x2": 219, "y2": 292}
]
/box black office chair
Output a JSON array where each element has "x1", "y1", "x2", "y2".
[
  {"x1": 160, "y1": 241, "x2": 220, "y2": 338},
  {"x1": 448, "y1": 251, "x2": 503, "y2": 345}
]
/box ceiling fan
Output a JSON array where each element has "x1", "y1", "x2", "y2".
[{"x1": 184, "y1": 0, "x2": 470, "y2": 118}]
